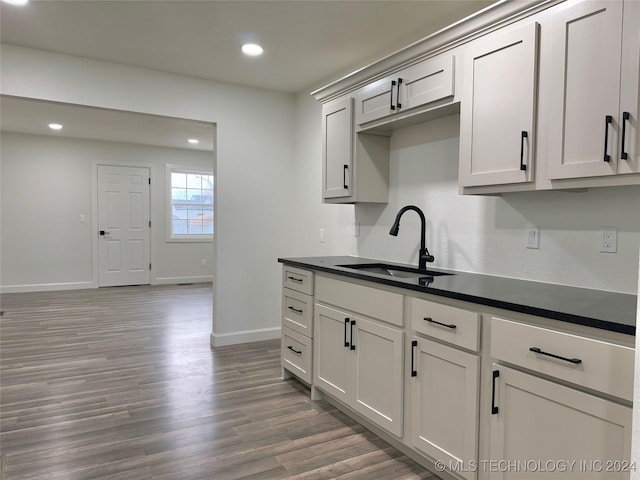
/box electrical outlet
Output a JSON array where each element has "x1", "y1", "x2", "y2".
[
  {"x1": 354, "y1": 222, "x2": 360, "y2": 237},
  {"x1": 320, "y1": 228, "x2": 326, "y2": 243},
  {"x1": 201, "y1": 259, "x2": 207, "y2": 267},
  {"x1": 526, "y1": 225, "x2": 539, "y2": 249},
  {"x1": 600, "y1": 228, "x2": 617, "y2": 253}
]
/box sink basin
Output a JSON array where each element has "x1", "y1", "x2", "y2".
[{"x1": 338, "y1": 263, "x2": 452, "y2": 278}]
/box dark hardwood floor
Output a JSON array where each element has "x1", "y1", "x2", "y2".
[{"x1": 0, "y1": 284, "x2": 438, "y2": 480}]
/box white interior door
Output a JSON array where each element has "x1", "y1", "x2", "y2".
[{"x1": 98, "y1": 165, "x2": 150, "y2": 287}]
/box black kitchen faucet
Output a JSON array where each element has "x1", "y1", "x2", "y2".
[{"x1": 389, "y1": 205, "x2": 434, "y2": 271}]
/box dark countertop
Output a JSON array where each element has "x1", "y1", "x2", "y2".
[{"x1": 278, "y1": 256, "x2": 637, "y2": 336}]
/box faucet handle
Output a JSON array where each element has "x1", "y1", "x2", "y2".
[{"x1": 420, "y1": 248, "x2": 435, "y2": 263}]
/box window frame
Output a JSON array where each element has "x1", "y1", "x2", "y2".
[{"x1": 166, "y1": 164, "x2": 214, "y2": 243}]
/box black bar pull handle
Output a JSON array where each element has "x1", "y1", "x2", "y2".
[
  {"x1": 621, "y1": 111, "x2": 630, "y2": 160},
  {"x1": 424, "y1": 317, "x2": 456, "y2": 329},
  {"x1": 529, "y1": 347, "x2": 582, "y2": 364},
  {"x1": 390, "y1": 80, "x2": 396, "y2": 111},
  {"x1": 396, "y1": 78, "x2": 403, "y2": 109},
  {"x1": 287, "y1": 276, "x2": 303, "y2": 283},
  {"x1": 411, "y1": 340, "x2": 418, "y2": 377},
  {"x1": 287, "y1": 306, "x2": 303, "y2": 314},
  {"x1": 603, "y1": 115, "x2": 613, "y2": 162},
  {"x1": 520, "y1": 131, "x2": 528, "y2": 171},
  {"x1": 287, "y1": 345, "x2": 302, "y2": 355},
  {"x1": 491, "y1": 370, "x2": 500, "y2": 414},
  {"x1": 350, "y1": 320, "x2": 356, "y2": 350},
  {"x1": 344, "y1": 318, "x2": 350, "y2": 348},
  {"x1": 343, "y1": 164, "x2": 348, "y2": 189}
]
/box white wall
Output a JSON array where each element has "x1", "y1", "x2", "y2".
[
  {"x1": 353, "y1": 115, "x2": 640, "y2": 294},
  {"x1": 0, "y1": 45, "x2": 304, "y2": 345},
  {"x1": 290, "y1": 92, "x2": 357, "y2": 256},
  {"x1": 0, "y1": 132, "x2": 214, "y2": 291}
]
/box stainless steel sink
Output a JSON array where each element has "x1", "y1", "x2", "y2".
[{"x1": 338, "y1": 263, "x2": 452, "y2": 278}]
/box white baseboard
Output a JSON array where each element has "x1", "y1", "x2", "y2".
[
  {"x1": 154, "y1": 275, "x2": 213, "y2": 285},
  {"x1": 0, "y1": 281, "x2": 95, "y2": 294},
  {"x1": 210, "y1": 327, "x2": 281, "y2": 347}
]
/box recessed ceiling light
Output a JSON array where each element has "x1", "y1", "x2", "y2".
[
  {"x1": 1, "y1": 0, "x2": 29, "y2": 5},
  {"x1": 48, "y1": 123, "x2": 63, "y2": 130},
  {"x1": 242, "y1": 43, "x2": 264, "y2": 57},
  {"x1": 188, "y1": 138, "x2": 199, "y2": 144}
]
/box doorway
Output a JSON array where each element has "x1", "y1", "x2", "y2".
[{"x1": 98, "y1": 164, "x2": 151, "y2": 287}]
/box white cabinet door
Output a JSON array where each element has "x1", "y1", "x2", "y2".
[
  {"x1": 351, "y1": 317, "x2": 404, "y2": 437},
  {"x1": 314, "y1": 303, "x2": 405, "y2": 437},
  {"x1": 355, "y1": 75, "x2": 396, "y2": 125},
  {"x1": 313, "y1": 304, "x2": 351, "y2": 403},
  {"x1": 490, "y1": 364, "x2": 632, "y2": 480},
  {"x1": 322, "y1": 97, "x2": 353, "y2": 199},
  {"x1": 619, "y1": 0, "x2": 640, "y2": 175},
  {"x1": 547, "y1": 1, "x2": 624, "y2": 179},
  {"x1": 355, "y1": 54, "x2": 455, "y2": 126},
  {"x1": 399, "y1": 54, "x2": 455, "y2": 112},
  {"x1": 459, "y1": 22, "x2": 538, "y2": 187},
  {"x1": 410, "y1": 338, "x2": 479, "y2": 480}
]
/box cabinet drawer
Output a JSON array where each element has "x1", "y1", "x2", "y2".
[
  {"x1": 316, "y1": 275, "x2": 403, "y2": 327},
  {"x1": 282, "y1": 288, "x2": 313, "y2": 337},
  {"x1": 282, "y1": 327, "x2": 312, "y2": 384},
  {"x1": 410, "y1": 297, "x2": 480, "y2": 351},
  {"x1": 282, "y1": 266, "x2": 314, "y2": 295},
  {"x1": 491, "y1": 317, "x2": 635, "y2": 401}
]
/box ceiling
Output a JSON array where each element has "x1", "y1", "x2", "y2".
[
  {"x1": 0, "y1": 96, "x2": 215, "y2": 151},
  {"x1": 0, "y1": 0, "x2": 495, "y2": 148},
  {"x1": 0, "y1": 0, "x2": 495, "y2": 94}
]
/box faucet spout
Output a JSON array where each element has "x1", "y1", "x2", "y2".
[{"x1": 389, "y1": 205, "x2": 434, "y2": 270}]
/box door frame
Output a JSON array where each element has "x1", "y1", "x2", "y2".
[{"x1": 91, "y1": 160, "x2": 155, "y2": 287}]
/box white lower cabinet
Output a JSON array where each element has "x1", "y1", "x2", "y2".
[
  {"x1": 291, "y1": 271, "x2": 635, "y2": 480},
  {"x1": 489, "y1": 316, "x2": 634, "y2": 479},
  {"x1": 410, "y1": 337, "x2": 479, "y2": 480},
  {"x1": 281, "y1": 267, "x2": 314, "y2": 383},
  {"x1": 281, "y1": 327, "x2": 312, "y2": 383},
  {"x1": 313, "y1": 304, "x2": 351, "y2": 402},
  {"x1": 314, "y1": 303, "x2": 404, "y2": 437},
  {"x1": 489, "y1": 364, "x2": 632, "y2": 480}
]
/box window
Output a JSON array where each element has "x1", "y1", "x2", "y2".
[{"x1": 167, "y1": 166, "x2": 214, "y2": 241}]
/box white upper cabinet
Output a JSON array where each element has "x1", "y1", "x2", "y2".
[
  {"x1": 459, "y1": 22, "x2": 539, "y2": 188},
  {"x1": 322, "y1": 96, "x2": 390, "y2": 204},
  {"x1": 619, "y1": 0, "x2": 640, "y2": 174},
  {"x1": 355, "y1": 53, "x2": 455, "y2": 127},
  {"x1": 316, "y1": 0, "x2": 639, "y2": 199},
  {"x1": 322, "y1": 97, "x2": 353, "y2": 199},
  {"x1": 354, "y1": 74, "x2": 396, "y2": 125},
  {"x1": 546, "y1": 0, "x2": 640, "y2": 179},
  {"x1": 399, "y1": 55, "x2": 455, "y2": 113}
]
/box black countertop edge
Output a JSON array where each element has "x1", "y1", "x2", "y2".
[{"x1": 278, "y1": 256, "x2": 636, "y2": 336}]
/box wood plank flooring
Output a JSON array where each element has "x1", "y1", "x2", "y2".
[{"x1": 0, "y1": 284, "x2": 439, "y2": 480}]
